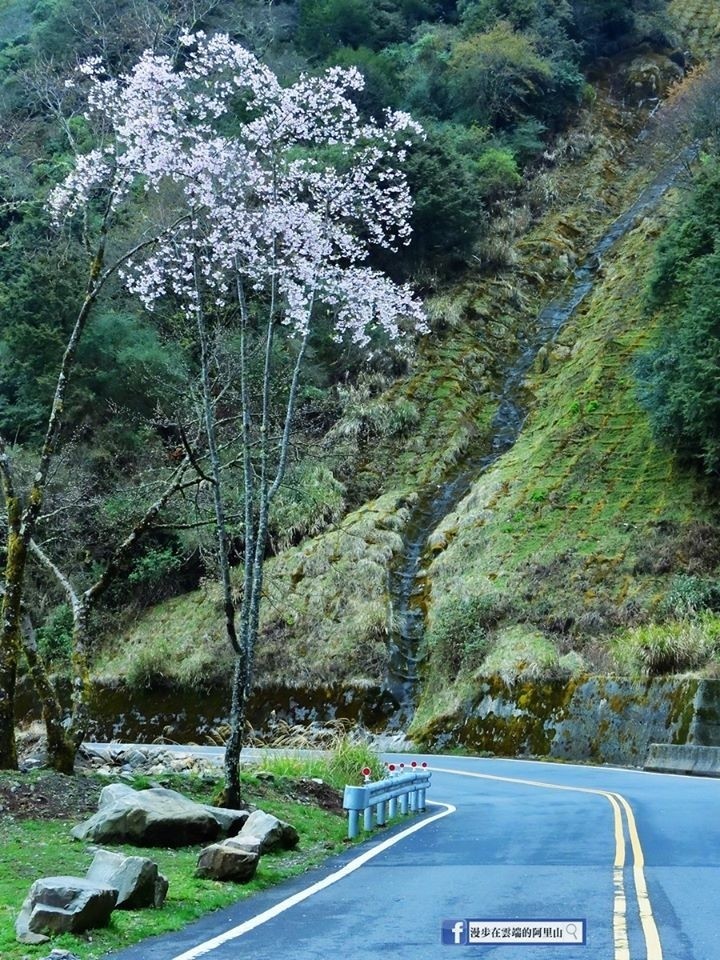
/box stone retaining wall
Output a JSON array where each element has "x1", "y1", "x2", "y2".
[
  {"x1": 415, "y1": 676, "x2": 720, "y2": 765},
  {"x1": 16, "y1": 679, "x2": 400, "y2": 742}
]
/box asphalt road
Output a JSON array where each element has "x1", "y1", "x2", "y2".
[{"x1": 103, "y1": 754, "x2": 720, "y2": 960}]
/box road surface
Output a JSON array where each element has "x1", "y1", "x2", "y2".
[{"x1": 104, "y1": 753, "x2": 720, "y2": 960}]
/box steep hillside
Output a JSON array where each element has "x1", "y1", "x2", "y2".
[
  {"x1": 414, "y1": 178, "x2": 720, "y2": 727},
  {"x1": 93, "y1": 4, "x2": 720, "y2": 718},
  {"x1": 98, "y1": 88, "x2": 700, "y2": 692}
]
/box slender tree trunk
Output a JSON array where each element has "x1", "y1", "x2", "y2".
[
  {"x1": 222, "y1": 279, "x2": 256, "y2": 808},
  {"x1": 27, "y1": 457, "x2": 197, "y2": 768},
  {"x1": 0, "y1": 503, "x2": 26, "y2": 769},
  {"x1": 194, "y1": 262, "x2": 245, "y2": 805},
  {"x1": 20, "y1": 615, "x2": 75, "y2": 773},
  {"x1": 223, "y1": 658, "x2": 245, "y2": 808},
  {"x1": 225, "y1": 324, "x2": 311, "y2": 799}
]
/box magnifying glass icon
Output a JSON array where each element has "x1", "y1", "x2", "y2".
[{"x1": 566, "y1": 923, "x2": 579, "y2": 940}]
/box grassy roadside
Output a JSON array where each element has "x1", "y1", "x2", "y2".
[{"x1": 0, "y1": 755, "x2": 380, "y2": 960}]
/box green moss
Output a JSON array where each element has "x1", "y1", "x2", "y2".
[
  {"x1": 665, "y1": 679, "x2": 699, "y2": 742},
  {"x1": 413, "y1": 673, "x2": 587, "y2": 756}
]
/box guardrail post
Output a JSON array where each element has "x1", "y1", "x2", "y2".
[
  {"x1": 388, "y1": 797, "x2": 397, "y2": 818},
  {"x1": 348, "y1": 808, "x2": 360, "y2": 839},
  {"x1": 400, "y1": 793, "x2": 409, "y2": 815},
  {"x1": 363, "y1": 805, "x2": 373, "y2": 832},
  {"x1": 376, "y1": 800, "x2": 386, "y2": 826}
]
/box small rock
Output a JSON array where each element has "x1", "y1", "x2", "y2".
[
  {"x1": 87, "y1": 849, "x2": 168, "y2": 910},
  {"x1": 19, "y1": 758, "x2": 45, "y2": 773},
  {"x1": 195, "y1": 842, "x2": 259, "y2": 883},
  {"x1": 154, "y1": 873, "x2": 169, "y2": 909},
  {"x1": 16, "y1": 928, "x2": 50, "y2": 945},
  {"x1": 16, "y1": 876, "x2": 117, "y2": 941},
  {"x1": 236, "y1": 810, "x2": 299, "y2": 854}
]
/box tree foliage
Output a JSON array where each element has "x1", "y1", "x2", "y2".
[{"x1": 636, "y1": 157, "x2": 720, "y2": 474}]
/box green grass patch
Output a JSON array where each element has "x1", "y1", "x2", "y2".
[
  {"x1": 256, "y1": 738, "x2": 380, "y2": 788},
  {"x1": 0, "y1": 767, "x2": 361, "y2": 960}
]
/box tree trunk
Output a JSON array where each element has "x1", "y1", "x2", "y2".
[
  {"x1": 68, "y1": 603, "x2": 96, "y2": 753},
  {"x1": 222, "y1": 657, "x2": 245, "y2": 808},
  {"x1": 0, "y1": 524, "x2": 27, "y2": 769},
  {"x1": 20, "y1": 616, "x2": 75, "y2": 773},
  {"x1": 0, "y1": 633, "x2": 19, "y2": 769}
]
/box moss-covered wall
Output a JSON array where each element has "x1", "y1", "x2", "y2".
[
  {"x1": 414, "y1": 675, "x2": 720, "y2": 765},
  {"x1": 16, "y1": 680, "x2": 401, "y2": 743}
]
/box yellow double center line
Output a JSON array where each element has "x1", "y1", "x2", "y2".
[{"x1": 434, "y1": 767, "x2": 663, "y2": 960}]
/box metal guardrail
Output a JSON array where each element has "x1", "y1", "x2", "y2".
[{"x1": 343, "y1": 768, "x2": 431, "y2": 839}]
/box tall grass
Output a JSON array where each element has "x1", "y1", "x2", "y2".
[{"x1": 252, "y1": 721, "x2": 381, "y2": 789}]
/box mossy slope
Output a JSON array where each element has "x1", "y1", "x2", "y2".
[
  {"x1": 416, "y1": 183, "x2": 720, "y2": 724},
  {"x1": 96, "y1": 53, "x2": 720, "y2": 707}
]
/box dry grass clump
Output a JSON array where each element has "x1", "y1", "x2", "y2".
[
  {"x1": 255, "y1": 493, "x2": 410, "y2": 685},
  {"x1": 613, "y1": 614, "x2": 720, "y2": 676},
  {"x1": 479, "y1": 625, "x2": 562, "y2": 684}
]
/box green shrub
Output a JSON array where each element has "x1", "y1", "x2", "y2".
[
  {"x1": 36, "y1": 604, "x2": 73, "y2": 666},
  {"x1": 424, "y1": 592, "x2": 510, "y2": 675},
  {"x1": 480, "y1": 624, "x2": 561, "y2": 682},
  {"x1": 255, "y1": 736, "x2": 380, "y2": 788},
  {"x1": 400, "y1": 122, "x2": 491, "y2": 265},
  {"x1": 475, "y1": 146, "x2": 522, "y2": 200},
  {"x1": 661, "y1": 575, "x2": 720, "y2": 619},
  {"x1": 447, "y1": 23, "x2": 554, "y2": 127},
  {"x1": 126, "y1": 546, "x2": 184, "y2": 606},
  {"x1": 327, "y1": 737, "x2": 382, "y2": 787},
  {"x1": 124, "y1": 637, "x2": 175, "y2": 690},
  {"x1": 636, "y1": 158, "x2": 720, "y2": 474}
]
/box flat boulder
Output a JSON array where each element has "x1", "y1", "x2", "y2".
[
  {"x1": 72, "y1": 785, "x2": 248, "y2": 847},
  {"x1": 199, "y1": 801, "x2": 249, "y2": 838},
  {"x1": 86, "y1": 849, "x2": 168, "y2": 909},
  {"x1": 16, "y1": 876, "x2": 117, "y2": 943},
  {"x1": 195, "y1": 841, "x2": 259, "y2": 883},
  {"x1": 236, "y1": 810, "x2": 299, "y2": 853}
]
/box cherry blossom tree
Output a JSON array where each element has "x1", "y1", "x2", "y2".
[{"x1": 48, "y1": 32, "x2": 426, "y2": 802}]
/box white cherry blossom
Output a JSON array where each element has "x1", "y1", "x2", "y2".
[{"x1": 49, "y1": 33, "x2": 427, "y2": 344}]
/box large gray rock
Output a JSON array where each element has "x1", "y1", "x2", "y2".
[
  {"x1": 202, "y1": 802, "x2": 249, "y2": 837},
  {"x1": 236, "y1": 810, "x2": 299, "y2": 853},
  {"x1": 225, "y1": 835, "x2": 263, "y2": 856},
  {"x1": 16, "y1": 877, "x2": 117, "y2": 942},
  {"x1": 72, "y1": 785, "x2": 248, "y2": 847},
  {"x1": 195, "y1": 842, "x2": 259, "y2": 883},
  {"x1": 86, "y1": 849, "x2": 168, "y2": 909}
]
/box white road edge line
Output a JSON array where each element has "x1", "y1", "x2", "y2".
[{"x1": 169, "y1": 800, "x2": 456, "y2": 960}]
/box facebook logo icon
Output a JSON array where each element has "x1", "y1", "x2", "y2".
[{"x1": 442, "y1": 919, "x2": 466, "y2": 945}]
